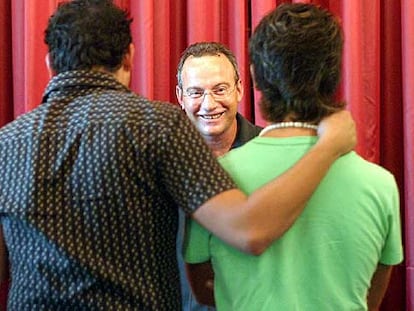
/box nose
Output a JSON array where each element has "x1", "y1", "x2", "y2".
[{"x1": 200, "y1": 91, "x2": 218, "y2": 111}]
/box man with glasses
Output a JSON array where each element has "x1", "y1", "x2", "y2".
[
  {"x1": 175, "y1": 42, "x2": 261, "y2": 310},
  {"x1": 176, "y1": 42, "x2": 261, "y2": 159}
]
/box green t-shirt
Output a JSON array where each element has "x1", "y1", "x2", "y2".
[{"x1": 185, "y1": 136, "x2": 403, "y2": 311}]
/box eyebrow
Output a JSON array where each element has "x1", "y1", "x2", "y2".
[{"x1": 185, "y1": 82, "x2": 231, "y2": 90}]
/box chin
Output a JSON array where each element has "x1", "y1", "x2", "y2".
[{"x1": 202, "y1": 128, "x2": 225, "y2": 138}]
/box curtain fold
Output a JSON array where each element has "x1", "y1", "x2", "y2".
[
  {"x1": 227, "y1": 1, "x2": 251, "y2": 120},
  {"x1": 342, "y1": 0, "x2": 366, "y2": 157},
  {"x1": 0, "y1": 0, "x2": 13, "y2": 127},
  {"x1": 250, "y1": 0, "x2": 275, "y2": 126},
  {"x1": 0, "y1": 1, "x2": 13, "y2": 307},
  {"x1": 0, "y1": 0, "x2": 412, "y2": 310},
  {"x1": 11, "y1": 0, "x2": 55, "y2": 117},
  {"x1": 130, "y1": 1, "x2": 155, "y2": 98},
  {"x1": 380, "y1": 1, "x2": 406, "y2": 308},
  {"x1": 402, "y1": 0, "x2": 414, "y2": 308}
]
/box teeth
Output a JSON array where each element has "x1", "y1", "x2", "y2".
[{"x1": 202, "y1": 113, "x2": 223, "y2": 119}]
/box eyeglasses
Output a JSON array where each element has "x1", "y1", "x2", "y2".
[{"x1": 182, "y1": 83, "x2": 237, "y2": 101}]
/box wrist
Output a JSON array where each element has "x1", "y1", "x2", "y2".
[{"x1": 313, "y1": 138, "x2": 341, "y2": 161}]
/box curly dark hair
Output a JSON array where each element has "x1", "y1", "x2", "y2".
[
  {"x1": 249, "y1": 3, "x2": 344, "y2": 124},
  {"x1": 176, "y1": 42, "x2": 240, "y2": 88},
  {"x1": 44, "y1": 0, "x2": 133, "y2": 73}
]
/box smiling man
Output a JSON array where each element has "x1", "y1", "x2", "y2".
[
  {"x1": 175, "y1": 42, "x2": 262, "y2": 311},
  {"x1": 176, "y1": 42, "x2": 261, "y2": 158}
]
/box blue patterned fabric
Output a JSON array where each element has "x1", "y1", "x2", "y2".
[{"x1": 0, "y1": 70, "x2": 236, "y2": 310}]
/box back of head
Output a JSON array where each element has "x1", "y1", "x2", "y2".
[
  {"x1": 176, "y1": 42, "x2": 240, "y2": 88},
  {"x1": 249, "y1": 3, "x2": 344, "y2": 123},
  {"x1": 44, "y1": 0, "x2": 133, "y2": 74}
]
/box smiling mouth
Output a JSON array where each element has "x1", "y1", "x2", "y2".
[{"x1": 200, "y1": 112, "x2": 224, "y2": 120}]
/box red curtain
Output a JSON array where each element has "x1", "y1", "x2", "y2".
[
  {"x1": 402, "y1": 0, "x2": 414, "y2": 308},
  {"x1": 0, "y1": 0, "x2": 412, "y2": 310}
]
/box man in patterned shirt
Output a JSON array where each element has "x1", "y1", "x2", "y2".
[
  {"x1": 0, "y1": 0, "x2": 355, "y2": 310},
  {"x1": 175, "y1": 42, "x2": 262, "y2": 311}
]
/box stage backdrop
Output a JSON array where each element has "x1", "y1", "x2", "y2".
[{"x1": 0, "y1": 0, "x2": 413, "y2": 310}]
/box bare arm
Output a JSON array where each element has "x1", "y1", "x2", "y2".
[
  {"x1": 192, "y1": 110, "x2": 356, "y2": 254},
  {"x1": 186, "y1": 262, "x2": 215, "y2": 307},
  {"x1": 367, "y1": 264, "x2": 393, "y2": 311},
  {"x1": 0, "y1": 225, "x2": 9, "y2": 285}
]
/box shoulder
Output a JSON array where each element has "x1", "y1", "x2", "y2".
[
  {"x1": 336, "y1": 152, "x2": 397, "y2": 190},
  {"x1": 233, "y1": 114, "x2": 262, "y2": 148},
  {"x1": 99, "y1": 91, "x2": 181, "y2": 114},
  {"x1": 236, "y1": 113, "x2": 262, "y2": 133},
  {"x1": 0, "y1": 106, "x2": 44, "y2": 142},
  {"x1": 92, "y1": 91, "x2": 184, "y2": 126}
]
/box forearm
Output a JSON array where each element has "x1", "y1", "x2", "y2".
[
  {"x1": 367, "y1": 264, "x2": 393, "y2": 310},
  {"x1": 186, "y1": 262, "x2": 215, "y2": 306}
]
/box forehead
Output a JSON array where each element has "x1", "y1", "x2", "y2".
[{"x1": 181, "y1": 54, "x2": 236, "y2": 87}]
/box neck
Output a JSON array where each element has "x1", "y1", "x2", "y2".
[
  {"x1": 112, "y1": 67, "x2": 131, "y2": 87},
  {"x1": 203, "y1": 122, "x2": 237, "y2": 157},
  {"x1": 259, "y1": 121, "x2": 318, "y2": 137}
]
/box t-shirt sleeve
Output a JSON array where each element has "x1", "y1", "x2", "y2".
[
  {"x1": 158, "y1": 108, "x2": 236, "y2": 215},
  {"x1": 379, "y1": 176, "x2": 404, "y2": 265},
  {"x1": 184, "y1": 218, "x2": 211, "y2": 263}
]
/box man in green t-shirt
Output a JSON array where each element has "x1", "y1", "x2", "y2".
[{"x1": 184, "y1": 4, "x2": 403, "y2": 310}]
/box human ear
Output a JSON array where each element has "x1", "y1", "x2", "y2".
[{"x1": 45, "y1": 53, "x2": 56, "y2": 78}]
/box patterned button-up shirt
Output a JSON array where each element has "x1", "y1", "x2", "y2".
[{"x1": 0, "y1": 70, "x2": 236, "y2": 310}]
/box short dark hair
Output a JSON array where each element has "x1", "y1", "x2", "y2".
[
  {"x1": 176, "y1": 42, "x2": 240, "y2": 88},
  {"x1": 44, "y1": 0, "x2": 133, "y2": 73},
  {"x1": 249, "y1": 3, "x2": 344, "y2": 123}
]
